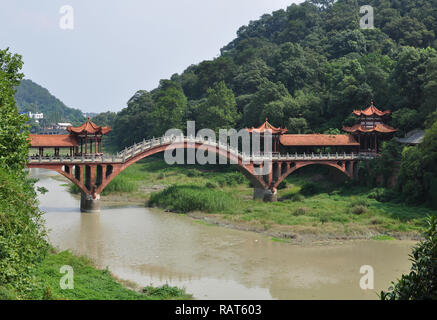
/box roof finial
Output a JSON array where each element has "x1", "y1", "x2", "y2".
[
  {"x1": 265, "y1": 117, "x2": 268, "y2": 122},
  {"x1": 88, "y1": 117, "x2": 90, "y2": 121}
]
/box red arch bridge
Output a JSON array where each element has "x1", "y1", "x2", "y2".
[{"x1": 27, "y1": 135, "x2": 375, "y2": 212}]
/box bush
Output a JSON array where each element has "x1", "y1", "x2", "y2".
[
  {"x1": 205, "y1": 181, "x2": 218, "y2": 189},
  {"x1": 349, "y1": 198, "x2": 369, "y2": 207},
  {"x1": 292, "y1": 207, "x2": 310, "y2": 216},
  {"x1": 351, "y1": 205, "x2": 367, "y2": 215},
  {"x1": 291, "y1": 193, "x2": 304, "y2": 202},
  {"x1": 381, "y1": 215, "x2": 437, "y2": 300},
  {"x1": 300, "y1": 183, "x2": 320, "y2": 196},
  {"x1": 368, "y1": 188, "x2": 399, "y2": 203},
  {"x1": 0, "y1": 168, "x2": 48, "y2": 293},
  {"x1": 142, "y1": 284, "x2": 188, "y2": 299},
  {"x1": 277, "y1": 180, "x2": 287, "y2": 190},
  {"x1": 214, "y1": 172, "x2": 245, "y2": 187},
  {"x1": 148, "y1": 185, "x2": 236, "y2": 213}
]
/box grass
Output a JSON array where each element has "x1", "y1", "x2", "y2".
[
  {"x1": 21, "y1": 250, "x2": 191, "y2": 300},
  {"x1": 66, "y1": 158, "x2": 437, "y2": 237},
  {"x1": 69, "y1": 175, "x2": 138, "y2": 195},
  {"x1": 371, "y1": 235, "x2": 396, "y2": 241},
  {"x1": 148, "y1": 185, "x2": 237, "y2": 213}
]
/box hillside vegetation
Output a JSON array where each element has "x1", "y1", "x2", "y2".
[
  {"x1": 97, "y1": 0, "x2": 437, "y2": 208},
  {"x1": 15, "y1": 79, "x2": 85, "y2": 125},
  {"x1": 108, "y1": 0, "x2": 437, "y2": 147}
]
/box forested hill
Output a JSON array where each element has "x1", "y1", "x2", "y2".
[
  {"x1": 15, "y1": 79, "x2": 85, "y2": 124},
  {"x1": 108, "y1": 0, "x2": 437, "y2": 149}
]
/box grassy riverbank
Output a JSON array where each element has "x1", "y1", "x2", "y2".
[
  {"x1": 70, "y1": 158, "x2": 436, "y2": 240},
  {"x1": 3, "y1": 249, "x2": 191, "y2": 300}
]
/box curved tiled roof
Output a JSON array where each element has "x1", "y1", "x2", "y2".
[
  {"x1": 67, "y1": 119, "x2": 112, "y2": 135},
  {"x1": 279, "y1": 134, "x2": 359, "y2": 146},
  {"x1": 246, "y1": 118, "x2": 288, "y2": 134},
  {"x1": 353, "y1": 102, "x2": 391, "y2": 117},
  {"x1": 342, "y1": 123, "x2": 397, "y2": 133},
  {"x1": 29, "y1": 134, "x2": 78, "y2": 147}
]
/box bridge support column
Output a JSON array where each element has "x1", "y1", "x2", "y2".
[
  {"x1": 80, "y1": 191, "x2": 101, "y2": 213},
  {"x1": 253, "y1": 188, "x2": 278, "y2": 202}
]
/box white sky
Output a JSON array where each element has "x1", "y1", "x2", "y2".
[{"x1": 0, "y1": 0, "x2": 303, "y2": 113}]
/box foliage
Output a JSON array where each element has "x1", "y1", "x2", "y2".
[
  {"x1": 22, "y1": 250, "x2": 191, "y2": 300},
  {"x1": 0, "y1": 48, "x2": 48, "y2": 294},
  {"x1": 381, "y1": 215, "x2": 437, "y2": 300},
  {"x1": 397, "y1": 119, "x2": 437, "y2": 208},
  {"x1": 300, "y1": 182, "x2": 321, "y2": 196},
  {"x1": 15, "y1": 79, "x2": 85, "y2": 124},
  {"x1": 105, "y1": 0, "x2": 437, "y2": 148},
  {"x1": 148, "y1": 185, "x2": 237, "y2": 213}
]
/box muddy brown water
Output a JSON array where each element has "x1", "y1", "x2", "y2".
[{"x1": 31, "y1": 168, "x2": 415, "y2": 300}]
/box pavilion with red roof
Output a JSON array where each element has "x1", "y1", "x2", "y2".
[
  {"x1": 29, "y1": 118, "x2": 111, "y2": 156},
  {"x1": 342, "y1": 102, "x2": 397, "y2": 154}
]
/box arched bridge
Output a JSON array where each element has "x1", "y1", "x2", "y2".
[{"x1": 27, "y1": 135, "x2": 372, "y2": 212}]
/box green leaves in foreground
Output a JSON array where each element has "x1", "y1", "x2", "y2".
[{"x1": 380, "y1": 215, "x2": 437, "y2": 300}]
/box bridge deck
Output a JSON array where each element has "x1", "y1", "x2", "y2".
[{"x1": 28, "y1": 136, "x2": 376, "y2": 165}]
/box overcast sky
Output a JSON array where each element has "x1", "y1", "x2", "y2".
[{"x1": 1, "y1": 0, "x2": 302, "y2": 113}]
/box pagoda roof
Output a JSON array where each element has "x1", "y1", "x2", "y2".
[
  {"x1": 353, "y1": 102, "x2": 391, "y2": 117},
  {"x1": 67, "y1": 118, "x2": 112, "y2": 135},
  {"x1": 29, "y1": 134, "x2": 78, "y2": 147},
  {"x1": 342, "y1": 123, "x2": 397, "y2": 134},
  {"x1": 246, "y1": 118, "x2": 288, "y2": 134},
  {"x1": 279, "y1": 134, "x2": 359, "y2": 147}
]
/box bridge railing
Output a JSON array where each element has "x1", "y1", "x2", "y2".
[{"x1": 28, "y1": 135, "x2": 376, "y2": 164}]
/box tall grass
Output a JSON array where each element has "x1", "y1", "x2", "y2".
[
  {"x1": 68, "y1": 175, "x2": 138, "y2": 195},
  {"x1": 148, "y1": 185, "x2": 237, "y2": 213}
]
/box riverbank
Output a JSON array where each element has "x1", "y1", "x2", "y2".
[
  {"x1": 8, "y1": 249, "x2": 191, "y2": 300},
  {"x1": 68, "y1": 159, "x2": 435, "y2": 242}
]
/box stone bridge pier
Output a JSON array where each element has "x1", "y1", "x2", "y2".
[{"x1": 80, "y1": 192, "x2": 101, "y2": 213}]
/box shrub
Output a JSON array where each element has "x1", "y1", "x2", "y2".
[
  {"x1": 214, "y1": 172, "x2": 246, "y2": 187},
  {"x1": 291, "y1": 193, "x2": 304, "y2": 202},
  {"x1": 277, "y1": 180, "x2": 287, "y2": 190},
  {"x1": 205, "y1": 181, "x2": 218, "y2": 189},
  {"x1": 300, "y1": 183, "x2": 320, "y2": 196},
  {"x1": 0, "y1": 168, "x2": 48, "y2": 292},
  {"x1": 69, "y1": 183, "x2": 81, "y2": 194},
  {"x1": 293, "y1": 207, "x2": 310, "y2": 216},
  {"x1": 351, "y1": 205, "x2": 367, "y2": 215},
  {"x1": 368, "y1": 188, "x2": 399, "y2": 203},
  {"x1": 381, "y1": 215, "x2": 437, "y2": 300},
  {"x1": 142, "y1": 284, "x2": 187, "y2": 299},
  {"x1": 349, "y1": 198, "x2": 369, "y2": 207},
  {"x1": 148, "y1": 185, "x2": 236, "y2": 213}
]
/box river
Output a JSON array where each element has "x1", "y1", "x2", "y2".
[{"x1": 31, "y1": 168, "x2": 415, "y2": 300}]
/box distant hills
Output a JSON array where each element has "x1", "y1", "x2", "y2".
[{"x1": 15, "y1": 79, "x2": 85, "y2": 125}]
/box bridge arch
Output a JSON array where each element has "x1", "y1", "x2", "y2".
[
  {"x1": 271, "y1": 160, "x2": 356, "y2": 189},
  {"x1": 95, "y1": 141, "x2": 268, "y2": 194}
]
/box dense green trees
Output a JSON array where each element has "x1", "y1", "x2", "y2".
[
  {"x1": 0, "y1": 48, "x2": 48, "y2": 297},
  {"x1": 15, "y1": 79, "x2": 85, "y2": 125},
  {"x1": 103, "y1": 0, "x2": 437, "y2": 207},
  {"x1": 397, "y1": 118, "x2": 437, "y2": 208},
  {"x1": 381, "y1": 215, "x2": 437, "y2": 300},
  {"x1": 109, "y1": 0, "x2": 437, "y2": 144}
]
